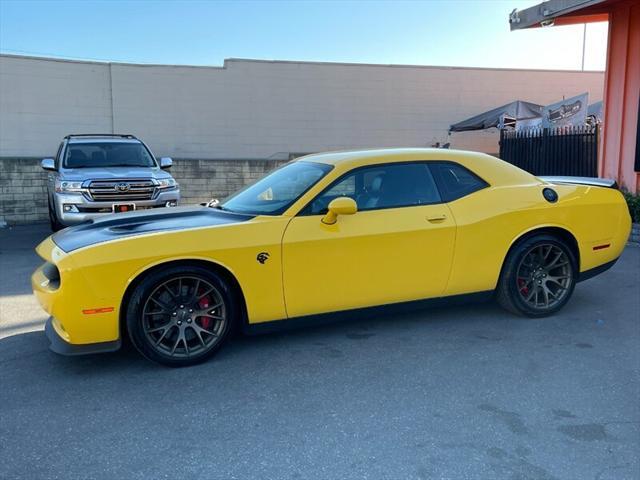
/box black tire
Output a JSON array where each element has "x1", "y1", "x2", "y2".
[
  {"x1": 126, "y1": 265, "x2": 237, "y2": 367},
  {"x1": 496, "y1": 234, "x2": 577, "y2": 317},
  {"x1": 48, "y1": 198, "x2": 64, "y2": 232}
]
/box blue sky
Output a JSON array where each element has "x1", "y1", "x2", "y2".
[{"x1": 0, "y1": 0, "x2": 607, "y2": 70}]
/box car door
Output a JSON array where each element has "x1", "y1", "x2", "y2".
[{"x1": 281, "y1": 162, "x2": 456, "y2": 318}]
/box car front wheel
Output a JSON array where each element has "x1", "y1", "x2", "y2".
[
  {"x1": 126, "y1": 265, "x2": 236, "y2": 367},
  {"x1": 496, "y1": 234, "x2": 577, "y2": 317},
  {"x1": 48, "y1": 198, "x2": 64, "y2": 232}
]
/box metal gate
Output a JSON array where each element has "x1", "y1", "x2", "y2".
[{"x1": 499, "y1": 126, "x2": 598, "y2": 177}]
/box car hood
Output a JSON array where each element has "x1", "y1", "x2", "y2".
[
  {"x1": 59, "y1": 166, "x2": 171, "y2": 181},
  {"x1": 51, "y1": 206, "x2": 255, "y2": 252}
]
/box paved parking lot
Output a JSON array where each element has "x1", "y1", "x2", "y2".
[{"x1": 0, "y1": 224, "x2": 639, "y2": 480}]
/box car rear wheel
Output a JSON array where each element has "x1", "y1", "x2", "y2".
[
  {"x1": 496, "y1": 234, "x2": 577, "y2": 317},
  {"x1": 126, "y1": 265, "x2": 236, "y2": 367}
]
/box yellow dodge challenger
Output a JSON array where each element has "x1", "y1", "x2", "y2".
[{"x1": 32, "y1": 149, "x2": 631, "y2": 366}]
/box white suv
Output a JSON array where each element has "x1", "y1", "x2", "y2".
[{"x1": 42, "y1": 134, "x2": 180, "y2": 230}]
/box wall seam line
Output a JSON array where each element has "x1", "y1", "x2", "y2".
[{"x1": 108, "y1": 63, "x2": 115, "y2": 134}]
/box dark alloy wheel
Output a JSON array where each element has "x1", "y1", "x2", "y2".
[
  {"x1": 126, "y1": 266, "x2": 236, "y2": 366},
  {"x1": 496, "y1": 234, "x2": 577, "y2": 317},
  {"x1": 515, "y1": 244, "x2": 572, "y2": 309}
]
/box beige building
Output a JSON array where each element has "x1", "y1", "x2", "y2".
[
  {"x1": 0, "y1": 54, "x2": 605, "y2": 225},
  {"x1": 0, "y1": 54, "x2": 604, "y2": 159}
]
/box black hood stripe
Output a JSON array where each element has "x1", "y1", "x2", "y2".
[{"x1": 52, "y1": 207, "x2": 254, "y2": 252}]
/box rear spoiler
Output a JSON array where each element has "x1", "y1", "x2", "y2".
[{"x1": 538, "y1": 176, "x2": 618, "y2": 189}]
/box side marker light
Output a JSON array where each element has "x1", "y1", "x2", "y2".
[{"x1": 82, "y1": 307, "x2": 115, "y2": 315}]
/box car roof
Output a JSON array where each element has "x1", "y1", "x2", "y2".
[
  {"x1": 67, "y1": 138, "x2": 142, "y2": 144},
  {"x1": 298, "y1": 148, "x2": 485, "y2": 164},
  {"x1": 297, "y1": 147, "x2": 537, "y2": 186}
]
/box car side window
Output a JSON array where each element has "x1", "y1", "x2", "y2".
[
  {"x1": 305, "y1": 162, "x2": 441, "y2": 215},
  {"x1": 430, "y1": 162, "x2": 488, "y2": 202}
]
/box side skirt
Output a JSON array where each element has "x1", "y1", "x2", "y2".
[{"x1": 242, "y1": 291, "x2": 494, "y2": 336}]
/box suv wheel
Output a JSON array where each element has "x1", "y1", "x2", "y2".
[
  {"x1": 126, "y1": 265, "x2": 237, "y2": 367},
  {"x1": 48, "y1": 198, "x2": 64, "y2": 232},
  {"x1": 496, "y1": 234, "x2": 577, "y2": 317}
]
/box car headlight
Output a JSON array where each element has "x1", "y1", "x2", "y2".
[
  {"x1": 156, "y1": 178, "x2": 177, "y2": 189},
  {"x1": 55, "y1": 179, "x2": 84, "y2": 193}
]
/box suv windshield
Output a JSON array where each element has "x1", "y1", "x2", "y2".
[
  {"x1": 221, "y1": 161, "x2": 333, "y2": 215},
  {"x1": 63, "y1": 142, "x2": 156, "y2": 168}
]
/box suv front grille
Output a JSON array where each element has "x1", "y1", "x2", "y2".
[{"x1": 88, "y1": 179, "x2": 156, "y2": 201}]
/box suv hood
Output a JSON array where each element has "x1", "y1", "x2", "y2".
[
  {"x1": 51, "y1": 207, "x2": 255, "y2": 252},
  {"x1": 60, "y1": 166, "x2": 172, "y2": 181}
]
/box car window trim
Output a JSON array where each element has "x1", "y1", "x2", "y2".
[
  {"x1": 298, "y1": 160, "x2": 452, "y2": 216},
  {"x1": 54, "y1": 142, "x2": 64, "y2": 170},
  {"x1": 429, "y1": 160, "x2": 490, "y2": 203}
]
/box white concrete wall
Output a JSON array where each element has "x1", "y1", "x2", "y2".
[
  {"x1": 0, "y1": 55, "x2": 605, "y2": 158},
  {"x1": 0, "y1": 55, "x2": 113, "y2": 155}
]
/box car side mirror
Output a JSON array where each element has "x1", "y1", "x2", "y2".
[
  {"x1": 160, "y1": 157, "x2": 173, "y2": 169},
  {"x1": 322, "y1": 197, "x2": 357, "y2": 225},
  {"x1": 41, "y1": 158, "x2": 55, "y2": 171}
]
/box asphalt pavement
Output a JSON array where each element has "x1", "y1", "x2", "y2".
[{"x1": 0, "y1": 224, "x2": 638, "y2": 480}]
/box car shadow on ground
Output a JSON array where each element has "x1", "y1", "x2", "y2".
[
  {"x1": 0, "y1": 300, "x2": 505, "y2": 375},
  {"x1": 1, "y1": 259, "x2": 637, "y2": 480},
  {"x1": 0, "y1": 276, "x2": 625, "y2": 378}
]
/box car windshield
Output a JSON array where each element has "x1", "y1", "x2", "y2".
[
  {"x1": 63, "y1": 142, "x2": 156, "y2": 168},
  {"x1": 221, "y1": 161, "x2": 333, "y2": 215}
]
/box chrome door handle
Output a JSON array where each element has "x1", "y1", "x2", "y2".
[{"x1": 427, "y1": 214, "x2": 447, "y2": 222}]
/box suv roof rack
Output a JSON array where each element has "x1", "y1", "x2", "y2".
[{"x1": 64, "y1": 133, "x2": 137, "y2": 140}]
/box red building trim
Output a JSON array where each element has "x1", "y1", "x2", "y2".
[{"x1": 511, "y1": 0, "x2": 640, "y2": 192}]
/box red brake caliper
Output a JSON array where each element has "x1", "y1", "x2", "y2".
[
  {"x1": 518, "y1": 279, "x2": 529, "y2": 295},
  {"x1": 197, "y1": 290, "x2": 212, "y2": 329}
]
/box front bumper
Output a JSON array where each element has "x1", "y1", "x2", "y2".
[
  {"x1": 54, "y1": 189, "x2": 180, "y2": 226},
  {"x1": 45, "y1": 317, "x2": 121, "y2": 356},
  {"x1": 32, "y1": 238, "x2": 122, "y2": 346}
]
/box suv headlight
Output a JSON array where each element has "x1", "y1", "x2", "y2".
[
  {"x1": 55, "y1": 179, "x2": 84, "y2": 193},
  {"x1": 156, "y1": 178, "x2": 177, "y2": 189}
]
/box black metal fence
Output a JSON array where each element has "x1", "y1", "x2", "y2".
[{"x1": 499, "y1": 126, "x2": 598, "y2": 177}]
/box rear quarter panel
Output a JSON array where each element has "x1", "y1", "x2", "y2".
[{"x1": 445, "y1": 183, "x2": 630, "y2": 295}]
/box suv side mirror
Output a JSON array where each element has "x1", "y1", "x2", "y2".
[
  {"x1": 41, "y1": 158, "x2": 55, "y2": 171},
  {"x1": 322, "y1": 197, "x2": 357, "y2": 225},
  {"x1": 160, "y1": 157, "x2": 173, "y2": 169}
]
